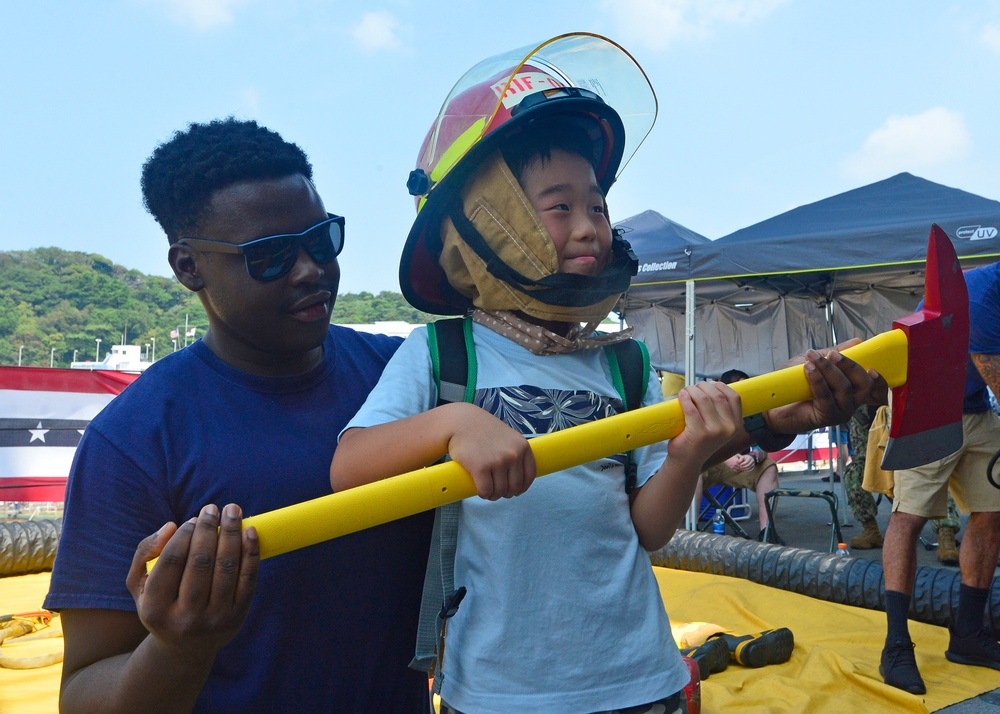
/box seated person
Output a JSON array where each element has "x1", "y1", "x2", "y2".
[{"x1": 695, "y1": 369, "x2": 780, "y2": 540}]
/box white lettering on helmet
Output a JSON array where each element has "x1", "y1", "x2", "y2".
[{"x1": 492, "y1": 72, "x2": 567, "y2": 109}]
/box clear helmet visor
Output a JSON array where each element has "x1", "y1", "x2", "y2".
[{"x1": 415, "y1": 32, "x2": 658, "y2": 198}]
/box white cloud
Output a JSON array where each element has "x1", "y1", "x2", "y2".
[
  {"x1": 153, "y1": 0, "x2": 249, "y2": 31},
  {"x1": 840, "y1": 107, "x2": 971, "y2": 181},
  {"x1": 982, "y1": 24, "x2": 1000, "y2": 55},
  {"x1": 601, "y1": 0, "x2": 788, "y2": 51},
  {"x1": 351, "y1": 10, "x2": 401, "y2": 52}
]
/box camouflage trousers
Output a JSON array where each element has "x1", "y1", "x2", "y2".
[
  {"x1": 931, "y1": 495, "x2": 961, "y2": 533},
  {"x1": 844, "y1": 407, "x2": 880, "y2": 523}
]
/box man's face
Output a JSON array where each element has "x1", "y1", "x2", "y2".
[
  {"x1": 178, "y1": 174, "x2": 341, "y2": 376},
  {"x1": 519, "y1": 149, "x2": 613, "y2": 277}
]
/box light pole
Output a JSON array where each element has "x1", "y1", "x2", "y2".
[
  {"x1": 18, "y1": 345, "x2": 23, "y2": 366},
  {"x1": 73, "y1": 349, "x2": 78, "y2": 364},
  {"x1": 50, "y1": 347, "x2": 55, "y2": 368},
  {"x1": 95, "y1": 338, "x2": 102, "y2": 362},
  {"x1": 145, "y1": 343, "x2": 150, "y2": 361},
  {"x1": 151, "y1": 337, "x2": 156, "y2": 362}
]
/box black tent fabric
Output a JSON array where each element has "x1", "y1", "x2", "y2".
[
  {"x1": 617, "y1": 209, "x2": 711, "y2": 284},
  {"x1": 619, "y1": 173, "x2": 1000, "y2": 378},
  {"x1": 707, "y1": 171, "x2": 1000, "y2": 278}
]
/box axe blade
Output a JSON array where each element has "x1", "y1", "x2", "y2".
[{"x1": 881, "y1": 224, "x2": 969, "y2": 470}]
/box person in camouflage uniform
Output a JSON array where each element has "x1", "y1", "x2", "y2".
[
  {"x1": 930, "y1": 496, "x2": 962, "y2": 564},
  {"x1": 844, "y1": 404, "x2": 883, "y2": 548}
]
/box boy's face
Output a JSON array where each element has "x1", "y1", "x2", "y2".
[{"x1": 519, "y1": 149, "x2": 613, "y2": 277}]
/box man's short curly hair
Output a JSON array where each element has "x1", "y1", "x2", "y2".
[{"x1": 141, "y1": 117, "x2": 313, "y2": 243}]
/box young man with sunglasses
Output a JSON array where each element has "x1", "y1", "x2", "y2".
[{"x1": 44, "y1": 118, "x2": 434, "y2": 713}]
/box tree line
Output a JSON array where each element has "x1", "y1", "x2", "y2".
[{"x1": 0, "y1": 248, "x2": 435, "y2": 367}]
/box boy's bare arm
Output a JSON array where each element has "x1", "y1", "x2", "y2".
[
  {"x1": 629, "y1": 383, "x2": 742, "y2": 551},
  {"x1": 330, "y1": 403, "x2": 536, "y2": 500}
]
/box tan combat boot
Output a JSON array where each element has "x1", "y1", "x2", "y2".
[
  {"x1": 937, "y1": 527, "x2": 959, "y2": 565},
  {"x1": 850, "y1": 519, "x2": 884, "y2": 549}
]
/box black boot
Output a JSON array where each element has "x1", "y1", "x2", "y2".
[
  {"x1": 679, "y1": 637, "x2": 730, "y2": 680},
  {"x1": 710, "y1": 628, "x2": 795, "y2": 668}
]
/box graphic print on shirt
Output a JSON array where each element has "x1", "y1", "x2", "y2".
[{"x1": 474, "y1": 385, "x2": 627, "y2": 465}]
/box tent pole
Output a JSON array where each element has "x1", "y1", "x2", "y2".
[
  {"x1": 825, "y1": 301, "x2": 852, "y2": 529},
  {"x1": 684, "y1": 280, "x2": 698, "y2": 530}
]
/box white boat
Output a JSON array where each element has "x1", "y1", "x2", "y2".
[{"x1": 70, "y1": 344, "x2": 151, "y2": 372}]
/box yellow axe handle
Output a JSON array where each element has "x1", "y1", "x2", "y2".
[{"x1": 235, "y1": 329, "x2": 907, "y2": 561}]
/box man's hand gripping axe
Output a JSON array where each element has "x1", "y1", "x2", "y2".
[{"x1": 151, "y1": 224, "x2": 969, "y2": 565}]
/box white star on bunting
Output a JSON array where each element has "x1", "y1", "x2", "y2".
[{"x1": 28, "y1": 421, "x2": 50, "y2": 443}]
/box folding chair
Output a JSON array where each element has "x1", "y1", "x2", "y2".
[
  {"x1": 697, "y1": 485, "x2": 751, "y2": 538},
  {"x1": 761, "y1": 488, "x2": 845, "y2": 552}
]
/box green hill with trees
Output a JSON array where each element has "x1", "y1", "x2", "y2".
[{"x1": 0, "y1": 247, "x2": 435, "y2": 367}]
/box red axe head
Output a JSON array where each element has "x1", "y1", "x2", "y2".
[{"x1": 881, "y1": 224, "x2": 970, "y2": 470}]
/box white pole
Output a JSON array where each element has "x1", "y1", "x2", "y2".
[
  {"x1": 684, "y1": 279, "x2": 698, "y2": 531},
  {"x1": 50, "y1": 348, "x2": 55, "y2": 367},
  {"x1": 151, "y1": 337, "x2": 156, "y2": 362},
  {"x1": 18, "y1": 345, "x2": 23, "y2": 366},
  {"x1": 95, "y1": 338, "x2": 102, "y2": 362}
]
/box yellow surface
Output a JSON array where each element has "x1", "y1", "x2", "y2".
[
  {"x1": 0, "y1": 572, "x2": 62, "y2": 714},
  {"x1": 7, "y1": 560, "x2": 999, "y2": 713},
  {"x1": 656, "y1": 568, "x2": 1000, "y2": 714}
]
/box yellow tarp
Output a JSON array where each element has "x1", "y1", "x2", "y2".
[
  {"x1": 656, "y1": 568, "x2": 1000, "y2": 713},
  {"x1": 0, "y1": 572, "x2": 63, "y2": 714},
  {"x1": 2, "y1": 568, "x2": 999, "y2": 713}
]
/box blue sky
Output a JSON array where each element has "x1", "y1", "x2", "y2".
[{"x1": 2, "y1": 1, "x2": 999, "y2": 294}]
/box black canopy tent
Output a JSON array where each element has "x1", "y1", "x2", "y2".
[{"x1": 618, "y1": 173, "x2": 1000, "y2": 378}]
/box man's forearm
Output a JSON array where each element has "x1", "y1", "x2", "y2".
[
  {"x1": 61, "y1": 638, "x2": 215, "y2": 714},
  {"x1": 971, "y1": 353, "x2": 1000, "y2": 400}
]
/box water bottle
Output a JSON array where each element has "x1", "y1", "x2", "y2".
[
  {"x1": 836, "y1": 542, "x2": 849, "y2": 557},
  {"x1": 712, "y1": 509, "x2": 725, "y2": 535}
]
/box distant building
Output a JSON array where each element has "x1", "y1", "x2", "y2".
[{"x1": 71, "y1": 344, "x2": 151, "y2": 373}]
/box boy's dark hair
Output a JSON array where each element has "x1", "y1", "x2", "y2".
[
  {"x1": 720, "y1": 369, "x2": 750, "y2": 384},
  {"x1": 499, "y1": 117, "x2": 602, "y2": 186},
  {"x1": 141, "y1": 117, "x2": 313, "y2": 243}
]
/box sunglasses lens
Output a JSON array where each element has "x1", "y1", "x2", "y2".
[
  {"x1": 302, "y1": 221, "x2": 341, "y2": 264},
  {"x1": 245, "y1": 236, "x2": 298, "y2": 281},
  {"x1": 240, "y1": 217, "x2": 343, "y2": 281}
]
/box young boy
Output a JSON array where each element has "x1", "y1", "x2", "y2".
[
  {"x1": 330, "y1": 35, "x2": 740, "y2": 713},
  {"x1": 332, "y1": 34, "x2": 883, "y2": 713}
]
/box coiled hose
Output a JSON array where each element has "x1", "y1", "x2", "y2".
[
  {"x1": 0, "y1": 519, "x2": 61, "y2": 578},
  {"x1": 650, "y1": 529, "x2": 1000, "y2": 633}
]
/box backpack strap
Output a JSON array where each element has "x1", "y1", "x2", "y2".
[
  {"x1": 429, "y1": 316, "x2": 476, "y2": 406},
  {"x1": 603, "y1": 338, "x2": 649, "y2": 494},
  {"x1": 410, "y1": 317, "x2": 474, "y2": 687}
]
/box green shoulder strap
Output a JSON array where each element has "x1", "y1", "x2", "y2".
[
  {"x1": 604, "y1": 338, "x2": 650, "y2": 493},
  {"x1": 411, "y1": 316, "x2": 475, "y2": 686}
]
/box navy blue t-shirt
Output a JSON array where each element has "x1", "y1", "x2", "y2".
[
  {"x1": 964, "y1": 261, "x2": 1000, "y2": 412},
  {"x1": 46, "y1": 326, "x2": 433, "y2": 712}
]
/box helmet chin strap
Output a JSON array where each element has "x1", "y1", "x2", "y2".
[{"x1": 446, "y1": 199, "x2": 637, "y2": 309}]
